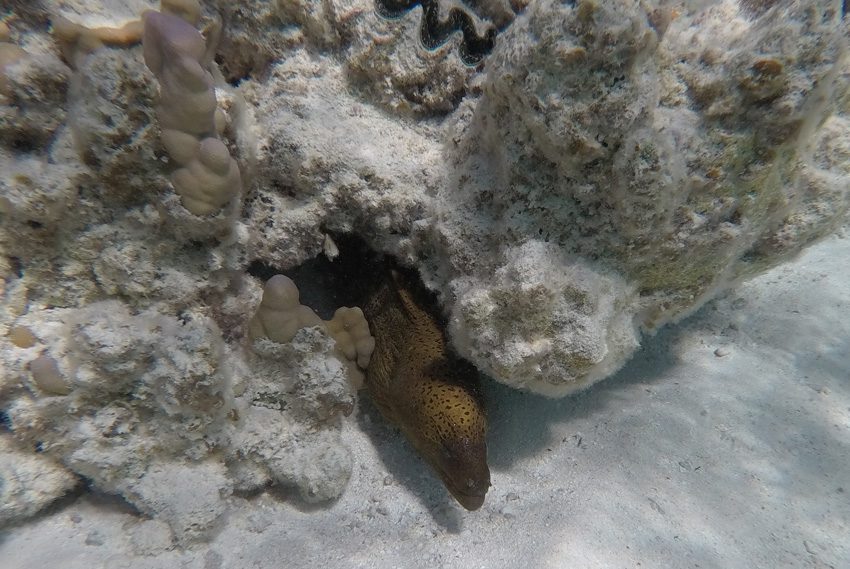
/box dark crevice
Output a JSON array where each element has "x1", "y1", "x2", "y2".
[
  {"x1": 376, "y1": 0, "x2": 497, "y2": 65},
  {"x1": 8, "y1": 256, "x2": 23, "y2": 278},
  {"x1": 247, "y1": 234, "x2": 386, "y2": 320},
  {"x1": 246, "y1": 234, "x2": 444, "y2": 324}
]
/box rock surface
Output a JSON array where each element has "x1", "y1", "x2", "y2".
[{"x1": 0, "y1": 0, "x2": 848, "y2": 541}]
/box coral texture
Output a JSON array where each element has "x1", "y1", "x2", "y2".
[
  {"x1": 0, "y1": 0, "x2": 848, "y2": 540},
  {"x1": 0, "y1": 433, "x2": 78, "y2": 526},
  {"x1": 428, "y1": 0, "x2": 850, "y2": 395}
]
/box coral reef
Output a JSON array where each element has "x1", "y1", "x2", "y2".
[
  {"x1": 0, "y1": 23, "x2": 70, "y2": 150},
  {"x1": 376, "y1": 0, "x2": 497, "y2": 65},
  {"x1": 0, "y1": 0, "x2": 360, "y2": 542},
  {"x1": 0, "y1": 433, "x2": 78, "y2": 526},
  {"x1": 448, "y1": 242, "x2": 639, "y2": 395},
  {"x1": 208, "y1": 0, "x2": 513, "y2": 115},
  {"x1": 0, "y1": 0, "x2": 848, "y2": 541},
  {"x1": 428, "y1": 0, "x2": 850, "y2": 395},
  {"x1": 0, "y1": 22, "x2": 28, "y2": 96},
  {"x1": 239, "y1": 47, "x2": 438, "y2": 267},
  {"x1": 233, "y1": 326, "x2": 355, "y2": 499}
]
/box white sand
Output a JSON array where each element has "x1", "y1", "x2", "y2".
[{"x1": 3, "y1": 231, "x2": 848, "y2": 568}]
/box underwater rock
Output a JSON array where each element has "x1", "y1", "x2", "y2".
[
  {"x1": 0, "y1": 0, "x2": 847, "y2": 537},
  {"x1": 429, "y1": 0, "x2": 850, "y2": 395},
  {"x1": 0, "y1": 433, "x2": 78, "y2": 526}
]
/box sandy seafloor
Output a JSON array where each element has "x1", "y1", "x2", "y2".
[{"x1": 3, "y1": 231, "x2": 849, "y2": 568}]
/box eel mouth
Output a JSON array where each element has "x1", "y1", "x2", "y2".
[
  {"x1": 406, "y1": 428, "x2": 491, "y2": 511},
  {"x1": 436, "y1": 465, "x2": 490, "y2": 511},
  {"x1": 449, "y1": 488, "x2": 487, "y2": 511}
]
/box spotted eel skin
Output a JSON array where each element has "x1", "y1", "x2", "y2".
[{"x1": 363, "y1": 268, "x2": 490, "y2": 510}]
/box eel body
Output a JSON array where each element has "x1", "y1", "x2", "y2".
[{"x1": 363, "y1": 268, "x2": 490, "y2": 510}]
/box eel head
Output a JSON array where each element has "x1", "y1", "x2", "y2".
[
  {"x1": 405, "y1": 369, "x2": 491, "y2": 511},
  {"x1": 431, "y1": 428, "x2": 490, "y2": 511}
]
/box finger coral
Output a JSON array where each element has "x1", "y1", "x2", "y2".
[
  {"x1": 248, "y1": 274, "x2": 323, "y2": 344},
  {"x1": 326, "y1": 306, "x2": 375, "y2": 371},
  {"x1": 52, "y1": 15, "x2": 144, "y2": 68},
  {"x1": 250, "y1": 274, "x2": 374, "y2": 389},
  {"x1": 142, "y1": 9, "x2": 242, "y2": 216}
]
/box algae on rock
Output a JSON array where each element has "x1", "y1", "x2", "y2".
[
  {"x1": 1, "y1": 0, "x2": 848, "y2": 539},
  {"x1": 429, "y1": 0, "x2": 850, "y2": 395}
]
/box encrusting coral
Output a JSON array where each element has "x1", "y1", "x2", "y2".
[
  {"x1": 0, "y1": 433, "x2": 78, "y2": 526},
  {"x1": 0, "y1": 22, "x2": 27, "y2": 97},
  {"x1": 1, "y1": 0, "x2": 348, "y2": 540},
  {"x1": 426, "y1": 0, "x2": 850, "y2": 396}
]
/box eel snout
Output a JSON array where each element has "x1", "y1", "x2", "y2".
[{"x1": 432, "y1": 435, "x2": 490, "y2": 511}]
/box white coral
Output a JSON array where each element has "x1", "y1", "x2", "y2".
[
  {"x1": 0, "y1": 433, "x2": 77, "y2": 526},
  {"x1": 450, "y1": 241, "x2": 640, "y2": 396}
]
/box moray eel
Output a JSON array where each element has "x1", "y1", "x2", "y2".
[{"x1": 363, "y1": 268, "x2": 490, "y2": 510}]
